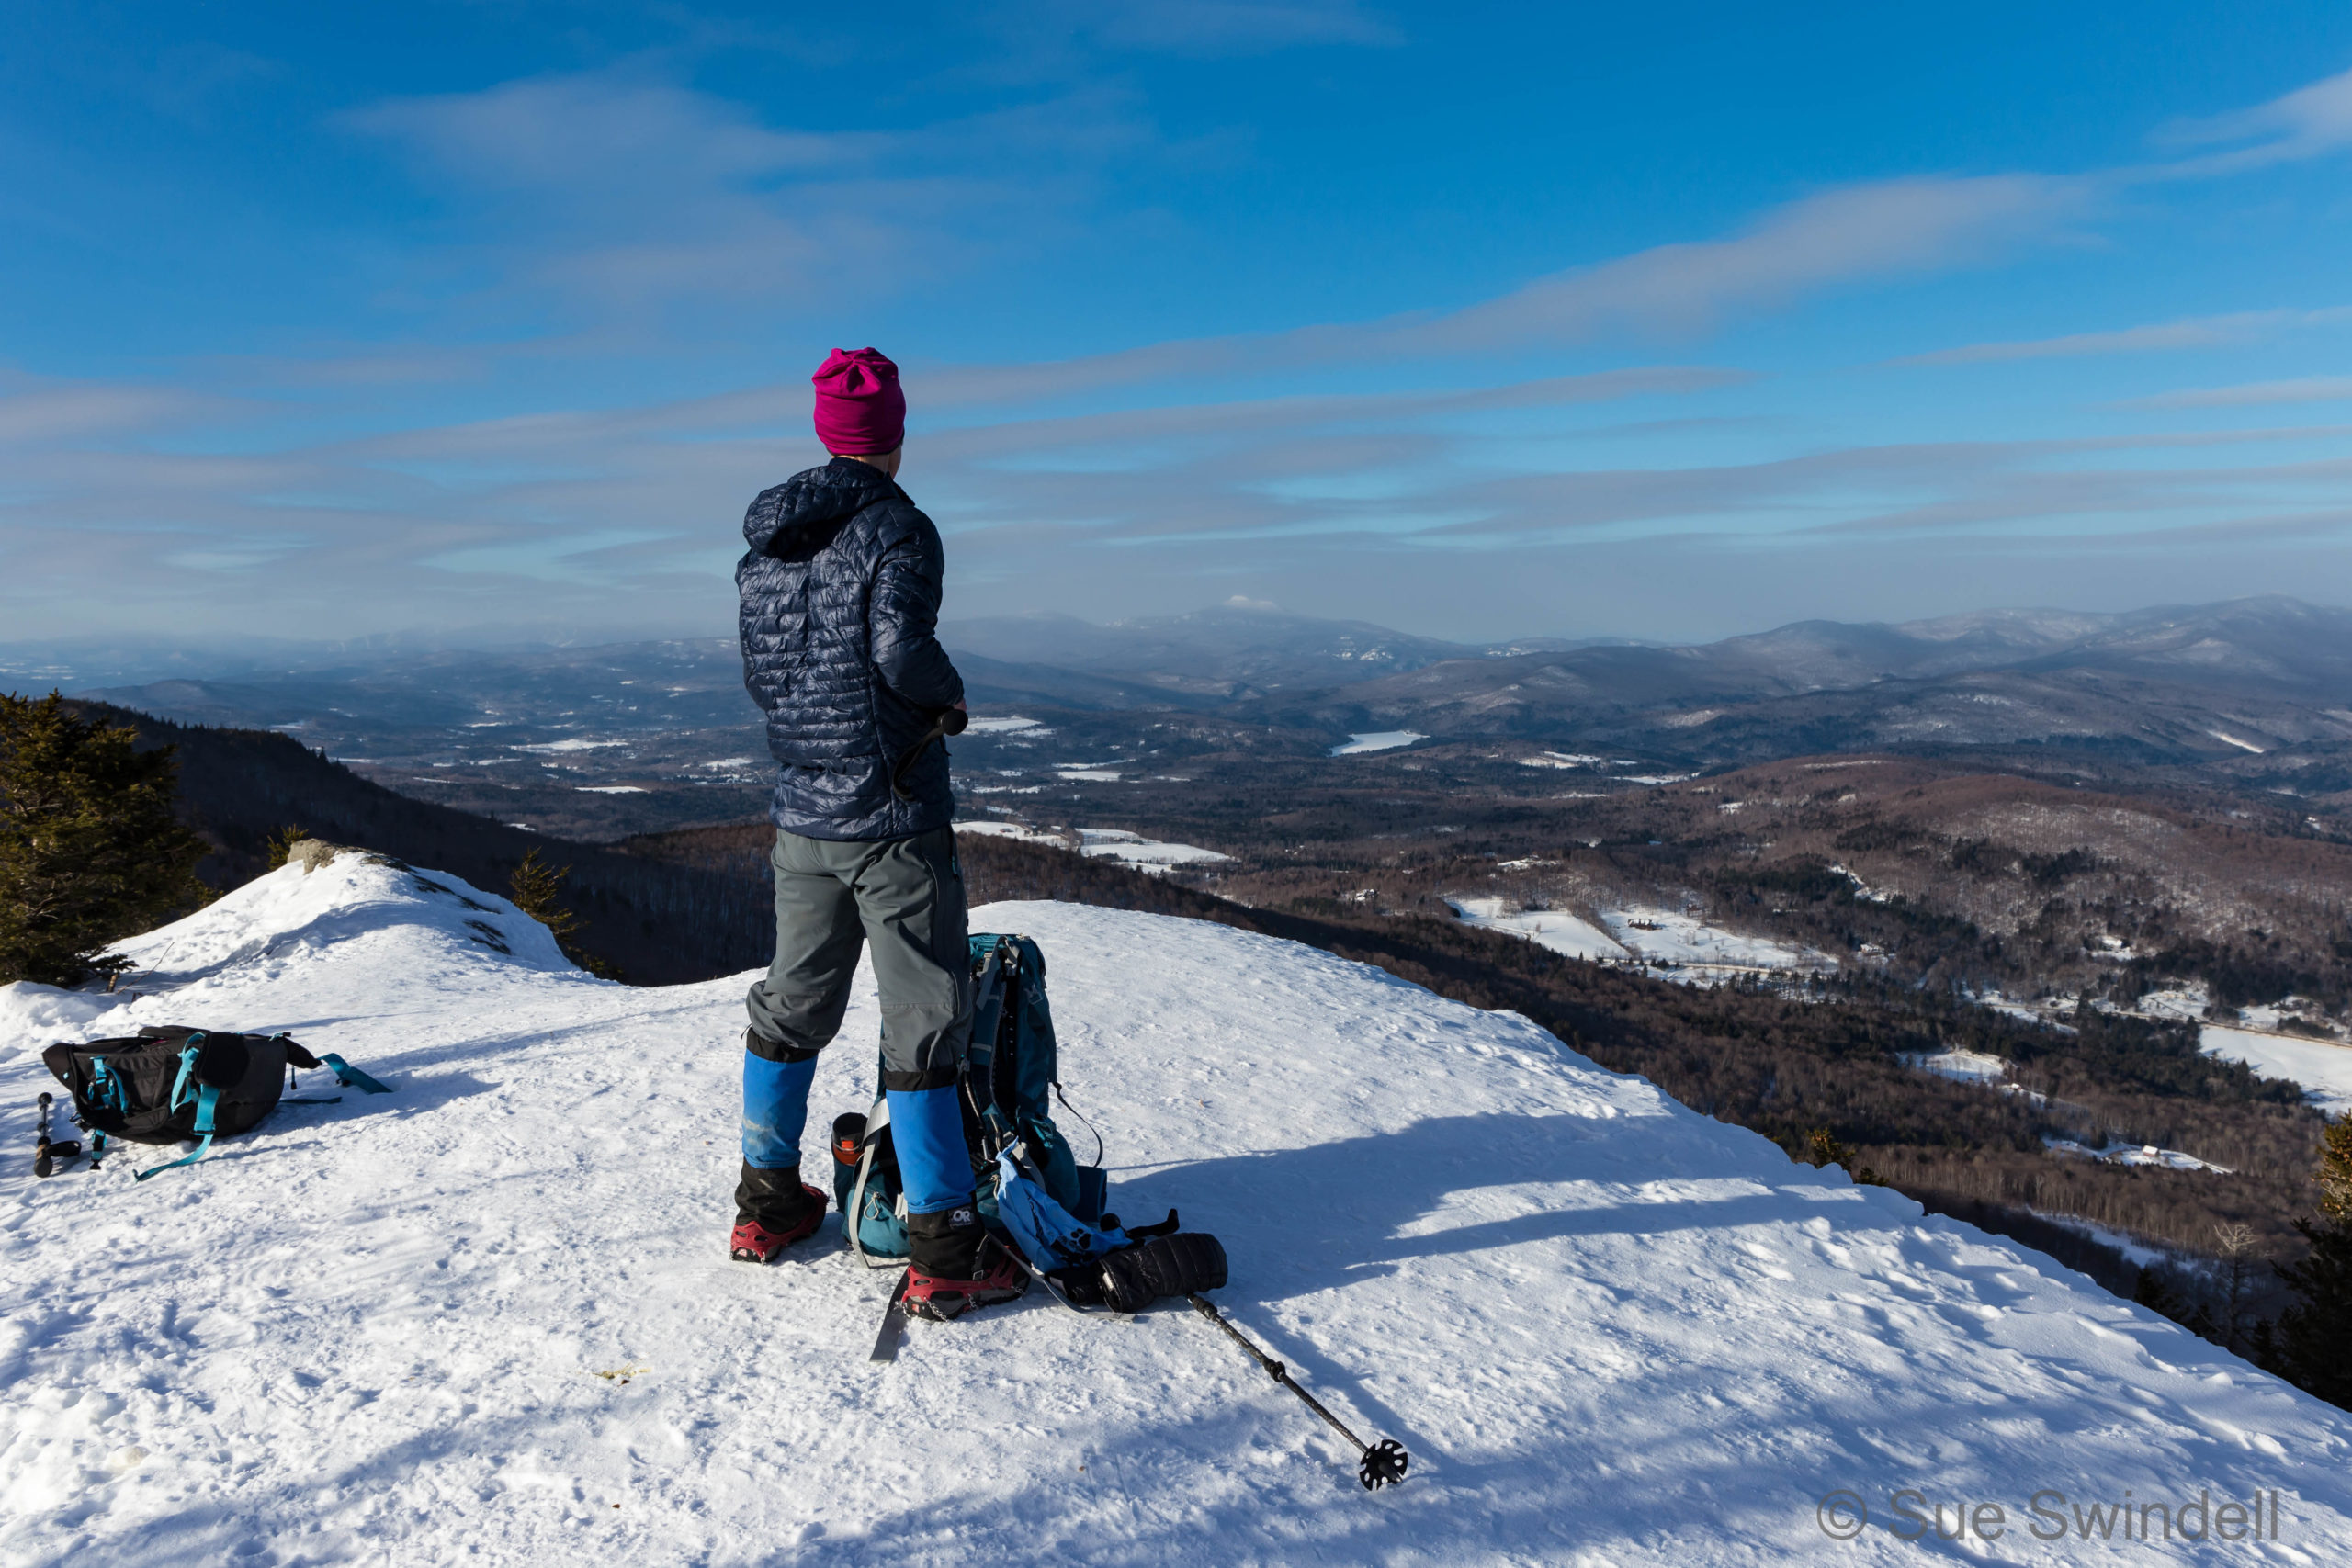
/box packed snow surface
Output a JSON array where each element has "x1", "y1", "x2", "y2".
[
  {"x1": 1329, "y1": 730, "x2": 1423, "y2": 755},
  {"x1": 7, "y1": 859, "x2": 2352, "y2": 1563},
  {"x1": 961, "y1": 716, "x2": 1044, "y2": 734},
  {"x1": 2203, "y1": 1024, "x2": 2352, "y2": 1113}
]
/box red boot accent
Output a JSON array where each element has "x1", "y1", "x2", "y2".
[
  {"x1": 729, "y1": 1183, "x2": 828, "y2": 1262},
  {"x1": 903, "y1": 1238, "x2": 1031, "y2": 1321}
]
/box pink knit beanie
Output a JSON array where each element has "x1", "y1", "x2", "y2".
[{"x1": 811, "y1": 347, "x2": 906, "y2": 455}]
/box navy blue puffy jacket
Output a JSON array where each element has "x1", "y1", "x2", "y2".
[{"x1": 737, "y1": 457, "x2": 964, "y2": 840}]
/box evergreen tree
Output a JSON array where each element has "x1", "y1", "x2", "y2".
[
  {"x1": 0, "y1": 692, "x2": 209, "y2": 987},
  {"x1": 2268, "y1": 1119, "x2": 2352, "y2": 1408},
  {"x1": 508, "y1": 848, "x2": 623, "y2": 981},
  {"x1": 1802, "y1": 1126, "x2": 1884, "y2": 1186},
  {"x1": 266, "y1": 824, "x2": 312, "y2": 869}
]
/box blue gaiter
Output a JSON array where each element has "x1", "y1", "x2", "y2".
[
  {"x1": 741, "y1": 1051, "x2": 818, "y2": 1169},
  {"x1": 887, "y1": 1086, "x2": 976, "y2": 1214}
]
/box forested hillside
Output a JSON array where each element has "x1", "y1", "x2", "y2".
[{"x1": 85, "y1": 705, "x2": 770, "y2": 984}]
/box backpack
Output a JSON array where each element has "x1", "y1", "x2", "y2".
[
  {"x1": 41, "y1": 1026, "x2": 389, "y2": 1180},
  {"x1": 835, "y1": 933, "x2": 1109, "y2": 1262}
]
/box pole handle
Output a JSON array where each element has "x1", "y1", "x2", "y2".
[{"x1": 888, "y1": 707, "x2": 969, "y2": 800}]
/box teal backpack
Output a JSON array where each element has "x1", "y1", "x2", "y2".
[{"x1": 835, "y1": 932, "x2": 1107, "y2": 1264}]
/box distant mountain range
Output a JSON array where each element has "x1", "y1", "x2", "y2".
[
  {"x1": 25, "y1": 597, "x2": 2352, "y2": 822},
  {"x1": 1245, "y1": 595, "x2": 2352, "y2": 768},
  {"x1": 947, "y1": 596, "x2": 2352, "y2": 773},
  {"x1": 942, "y1": 604, "x2": 1610, "y2": 701}
]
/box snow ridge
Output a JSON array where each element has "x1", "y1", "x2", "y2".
[{"x1": 4, "y1": 865, "x2": 2351, "y2": 1563}]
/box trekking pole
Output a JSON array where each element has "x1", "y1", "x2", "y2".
[
  {"x1": 33, "y1": 1093, "x2": 81, "y2": 1179},
  {"x1": 1186, "y1": 1293, "x2": 1409, "y2": 1491},
  {"x1": 889, "y1": 706, "x2": 968, "y2": 800}
]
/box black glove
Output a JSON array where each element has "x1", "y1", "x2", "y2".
[{"x1": 1098, "y1": 1233, "x2": 1228, "y2": 1314}]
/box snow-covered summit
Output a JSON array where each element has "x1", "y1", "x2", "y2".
[
  {"x1": 0, "y1": 849, "x2": 583, "y2": 1046},
  {"x1": 6, "y1": 866, "x2": 2352, "y2": 1563}
]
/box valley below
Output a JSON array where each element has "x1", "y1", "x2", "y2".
[{"x1": 21, "y1": 592, "x2": 2352, "y2": 1368}]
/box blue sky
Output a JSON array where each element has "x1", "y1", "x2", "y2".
[{"x1": 6, "y1": 1, "x2": 2352, "y2": 648}]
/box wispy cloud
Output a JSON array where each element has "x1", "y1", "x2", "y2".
[
  {"x1": 919, "y1": 175, "x2": 2092, "y2": 407},
  {"x1": 929, "y1": 61, "x2": 2352, "y2": 403},
  {"x1": 0, "y1": 376, "x2": 240, "y2": 446},
  {"x1": 343, "y1": 72, "x2": 1151, "y2": 320},
  {"x1": 2123, "y1": 377, "x2": 2352, "y2": 410},
  {"x1": 17, "y1": 60, "x2": 2352, "y2": 641},
  {"x1": 921, "y1": 367, "x2": 1750, "y2": 449},
  {"x1": 1426, "y1": 176, "x2": 2087, "y2": 348},
  {"x1": 2153, "y1": 64, "x2": 2352, "y2": 175},
  {"x1": 1069, "y1": 0, "x2": 1401, "y2": 52},
  {"x1": 1889, "y1": 307, "x2": 2352, "y2": 367},
  {"x1": 0, "y1": 364, "x2": 1744, "y2": 636}
]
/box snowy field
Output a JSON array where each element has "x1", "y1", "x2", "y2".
[
  {"x1": 1446, "y1": 897, "x2": 1627, "y2": 961},
  {"x1": 955, "y1": 820, "x2": 1070, "y2": 846},
  {"x1": 2203, "y1": 1025, "x2": 2352, "y2": 1114},
  {"x1": 1598, "y1": 905, "x2": 1834, "y2": 972},
  {"x1": 956, "y1": 821, "x2": 1229, "y2": 876},
  {"x1": 1074, "y1": 829, "x2": 1231, "y2": 874},
  {"x1": 2045, "y1": 1139, "x2": 2233, "y2": 1174},
  {"x1": 1905, "y1": 1049, "x2": 2008, "y2": 1084},
  {"x1": 1329, "y1": 731, "x2": 1423, "y2": 755},
  {"x1": 1449, "y1": 897, "x2": 1834, "y2": 978},
  {"x1": 6, "y1": 860, "x2": 2352, "y2": 1564}
]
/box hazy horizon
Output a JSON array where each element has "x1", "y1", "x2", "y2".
[{"x1": 8, "y1": 591, "x2": 2348, "y2": 694}]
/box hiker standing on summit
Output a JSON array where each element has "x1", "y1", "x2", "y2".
[{"x1": 728, "y1": 348, "x2": 1025, "y2": 1322}]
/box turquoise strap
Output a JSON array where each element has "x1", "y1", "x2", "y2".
[
  {"x1": 90, "y1": 1058, "x2": 126, "y2": 1112},
  {"x1": 322, "y1": 1054, "x2": 391, "y2": 1094},
  {"x1": 167, "y1": 1039, "x2": 205, "y2": 1112},
  {"x1": 134, "y1": 1085, "x2": 218, "y2": 1181}
]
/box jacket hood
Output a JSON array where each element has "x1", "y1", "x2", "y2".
[{"x1": 744, "y1": 457, "x2": 901, "y2": 555}]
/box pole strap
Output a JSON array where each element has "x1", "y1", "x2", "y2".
[{"x1": 135, "y1": 1085, "x2": 219, "y2": 1181}]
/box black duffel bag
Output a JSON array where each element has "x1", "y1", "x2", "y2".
[{"x1": 41, "y1": 1026, "x2": 387, "y2": 1180}]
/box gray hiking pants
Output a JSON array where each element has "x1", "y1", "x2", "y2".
[{"x1": 744, "y1": 826, "x2": 973, "y2": 1090}]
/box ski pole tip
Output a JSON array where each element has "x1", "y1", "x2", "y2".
[{"x1": 1359, "y1": 1439, "x2": 1408, "y2": 1491}]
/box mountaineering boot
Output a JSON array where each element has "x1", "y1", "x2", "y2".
[
  {"x1": 902, "y1": 1207, "x2": 1030, "y2": 1321},
  {"x1": 730, "y1": 1162, "x2": 828, "y2": 1262}
]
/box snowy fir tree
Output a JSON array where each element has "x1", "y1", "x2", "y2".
[
  {"x1": 0, "y1": 691, "x2": 207, "y2": 987},
  {"x1": 509, "y1": 846, "x2": 621, "y2": 980}
]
